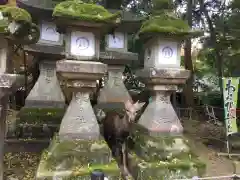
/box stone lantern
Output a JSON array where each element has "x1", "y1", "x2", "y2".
[
  {"x1": 97, "y1": 10, "x2": 142, "y2": 109},
  {"x1": 36, "y1": 1, "x2": 123, "y2": 179},
  {"x1": 0, "y1": 6, "x2": 39, "y2": 180},
  {"x1": 16, "y1": 0, "x2": 66, "y2": 138},
  {"x1": 127, "y1": 3, "x2": 206, "y2": 179}
]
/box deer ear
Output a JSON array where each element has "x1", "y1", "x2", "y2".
[{"x1": 124, "y1": 99, "x2": 133, "y2": 110}]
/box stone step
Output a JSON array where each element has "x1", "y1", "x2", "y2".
[
  {"x1": 129, "y1": 131, "x2": 192, "y2": 162},
  {"x1": 5, "y1": 138, "x2": 50, "y2": 152},
  {"x1": 128, "y1": 151, "x2": 205, "y2": 179},
  {"x1": 6, "y1": 124, "x2": 60, "y2": 139},
  {"x1": 17, "y1": 107, "x2": 65, "y2": 125},
  {"x1": 36, "y1": 136, "x2": 122, "y2": 179}
]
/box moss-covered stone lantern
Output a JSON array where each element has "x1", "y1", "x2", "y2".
[
  {"x1": 16, "y1": 0, "x2": 66, "y2": 138},
  {"x1": 97, "y1": 10, "x2": 142, "y2": 109},
  {"x1": 0, "y1": 5, "x2": 39, "y2": 179},
  {"x1": 36, "y1": 1, "x2": 123, "y2": 179},
  {"x1": 126, "y1": 1, "x2": 206, "y2": 179}
]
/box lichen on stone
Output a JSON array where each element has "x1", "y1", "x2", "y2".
[{"x1": 53, "y1": 0, "x2": 121, "y2": 24}]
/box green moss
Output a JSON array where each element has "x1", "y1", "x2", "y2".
[
  {"x1": 0, "y1": 6, "x2": 31, "y2": 22},
  {"x1": 139, "y1": 15, "x2": 202, "y2": 39},
  {"x1": 36, "y1": 135, "x2": 119, "y2": 179},
  {"x1": 0, "y1": 19, "x2": 8, "y2": 33},
  {"x1": 17, "y1": 107, "x2": 65, "y2": 124},
  {"x1": 129, "y1": 151, "x2": 205, "y2": 179},
  {"x1": 53, "y1": 0, "x2": 121, "y2": 24},
  {"x1": 128, "y1": 125, "x2": 206, "y2": 177}
]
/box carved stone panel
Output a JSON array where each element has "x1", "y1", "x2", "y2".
[
  {"x1": 97, "y1": 66, "x2": 132, "y2": 108},
  {"x1": 25, "y1": 60, "x2": 65, "y2": 108},
  {"x1": 59, "y1": 92, "x2": 101, "y2": 141},
  {"x1": 138, "y1": 91, "x2": 183, "y2": 136}
]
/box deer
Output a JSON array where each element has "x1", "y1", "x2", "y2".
[{"x1": 97, "y1": 100, "x2": 145, "y2": 179}]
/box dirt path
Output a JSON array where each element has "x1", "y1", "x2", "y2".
[{"x1": 183, "y1": 119, "x2": 237, "y2": 178}]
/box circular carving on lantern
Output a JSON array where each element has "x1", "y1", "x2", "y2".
[
  {"x1": 76, "y1": 37, "x2": 90, "y2": 50},
  {"x1": 45, "y1": 26, "x2": 57, "y2": 35},
  {"x1": 162, "y1": 46, "x2": 173, "y2": 59}
]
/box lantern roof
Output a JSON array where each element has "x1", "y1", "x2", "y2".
[
  {"x1": 17, "y1": 0, "x2": 142, "y2": 31},
  {"x1": 138, "y1": 14, "x2": 203, "y2": 41},
  {"x1": 53, "y1": 0, "x2": 121, "y2": 25},
  {"x1": 0, "y1": 5, "x2": 39, "y2": 44}
]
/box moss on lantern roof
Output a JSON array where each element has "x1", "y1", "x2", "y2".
[
  {"x1": 0, "y1": 6, "x2": 39, "y2": 44},
  {"x1": 53, "y1": 0, "x2": 121, "y2": 24},
  {"x1": 0, "y1": 5, "x2": 31, "y2": 22},
  {"x1": 138, "y1": 15, "x2": 202, "y2": 39}
]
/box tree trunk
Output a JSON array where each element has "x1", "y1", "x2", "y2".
[{"x1": 183, "y1": 0, "x2": 195, "y2": 107}]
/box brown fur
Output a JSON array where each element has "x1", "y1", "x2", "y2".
[{"x1": 102, "y1": 101, "x2": 145, "y2": 178}]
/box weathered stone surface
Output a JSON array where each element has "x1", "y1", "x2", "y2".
[
  {"x1": 129, "y1": 152, "x2": 202, "y2": 180},
  {"x1": 25, "y1": 60, "x2": 65, "y2": 108},
  {"x1": 59, "y1": 92, "x2": 101, "y2": 140},
  {"x1": 97, "y1": 66, "x2": 132, "y2": 109},
  {"x1": 36, "y1": 136, "x2": 120, "y2": 180},
  {"x1": 56, "y1": 60, "x2": 107, "y2": 141},
  {"x1": 100, "y1": 51, "x2": 138, "y2": 65},
  {"x1": 136, "y1": 91, "x2": 183, "y2": 136},
  {"x1": 135, "y1": 68, "x2": 190, "y2": 136},
  {"x1": 136, "y1": 68, "x2": 190, "y2": 85},
  {"x1": 17, "y1": 107, "x2": 65, "y2": 125},
  {"x1": 128, "y1": 128, "x2": 206, "y2": 179},
  {"x1": 56, "y1": 60, "x2": 107, "y2": 78}
]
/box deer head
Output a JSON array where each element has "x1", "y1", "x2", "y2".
[{"x1": 124, "y1": 100, "x2": 145, "y2": 122}]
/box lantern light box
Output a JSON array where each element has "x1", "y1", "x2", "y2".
[
  {"x1": 70, "y1": 31, "x2": 95, "y2": 57},
  {"x1": 39, "y1": 21, "x2": 63, "y2": 45},
  {"x1": 105, "y1": 32, "x2": 127, "y2": 52},
  {"x1": 144, "y1": 39, "x2": 181, "y2": 68}
]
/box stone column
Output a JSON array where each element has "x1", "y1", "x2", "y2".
[
  {"x1": 57, "y1": 60, "x2": 107, "y2": 141},
  {"x1": 17, "y1": 60, "x2": 65, "y2": 138},
  {"x1": 98, "y1": 65, "x2": 131, "y2": 109},
  {"x1": 24, "y1": 60, "x2": 65, "y2": 108},
  {"x1": 135, "y1": 68, "x2": 190, "y2": 135},
  {"x1": 0, "y1": 38, "x2": 24, "y2": 180}
]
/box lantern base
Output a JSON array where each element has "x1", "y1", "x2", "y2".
[
  {"x1": 17, "y1": 60, "x2": 65, "y2": 136},
  {"x1": 135, "y1": 67, "x2": 190, "y2": 136},
  {"x1": 36, "y1": 135, "x2": 122, "y2": 180},
  {"x1": 127, "y1": 128, "x2": 206, "y2": 179}
]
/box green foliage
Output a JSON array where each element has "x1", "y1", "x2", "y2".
[
  {"x1": 198, "y1": 91, "x2": 223, "y2": 107},
  {"x1": 53, "y1": 0, "x2": 121, "y2": 24}
]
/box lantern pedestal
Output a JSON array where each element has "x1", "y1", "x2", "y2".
[
  {"x1": 56, "y1": 60, "x2": 106, "y2": 140},
  {"x1": 36, "y1": 60, "x2": 123, "y2": 179},
  {"x1": 18, "y1": 60, "x2": 66, "y2": 138},
  {"x1": 97, "y1": 50, "x2": 138, "y2": 109},
  {"x1": 126, "y1": 68, "x2": 206, "y2": 178},
  {"x1": 98, "y1": 65, "x2": 130, "y2": 109},
  {"x1": 15, "y1": 11, "x2": 65, "y2": 139},
  {"x1": 136, "y1": 68, "x2": 189, "y2": 136}
]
